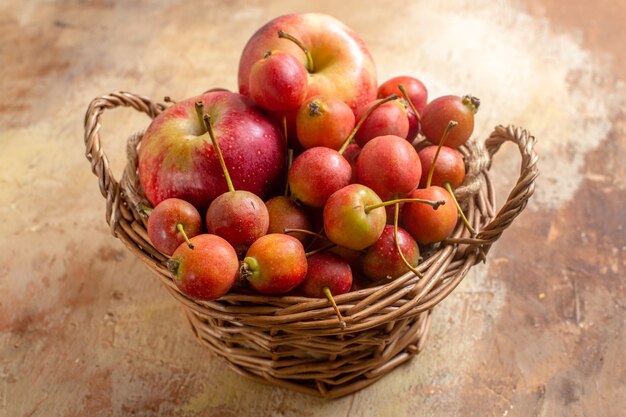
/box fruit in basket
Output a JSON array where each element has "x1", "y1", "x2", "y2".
[
  {"x1": 238, "y1": 13, "x2": 377, "y2": 114},
  {"x1": 362, "y1": 225, "x2": 419, "y2": 281},
  {"x1": 249, "y1": 50, "x2": 308, "y2": 112},
  {"x1": 288, "y1": 147, "x2": 352, "y2": 208},
  {"x1": 401, "y1": 186, "x2": 457, "y2": 244},
  {"x1": 137, "y1": 91, "x2": 286, "y2": 213},
  {"x1": 295, "y1": 95, "x2": 355, "y2": 150},
  {"x1": 355, "y1": 134, "x2": 422, "y2": 200},
  {"x1": 354, "y1": 98, "x2": 409, "y2": 147},
  {"x1": 323, "y1": 184, "x2": 386, "y2": 250},
  {"x1": 418, "y1": 145, "x2": 465, "y2": 189},
  {"x1": 202, "y1": 111, "x2": 269, "y2": 254},
  {"x1": 241, "y1": 234, "x2": 308, "y2": 295},
  {"x1": 378, "y1": 75, "x2": 428, "y2": 116},
  {"x1": 265, "y1": 196, "x2": 312, "y2": 244},
  {"x1": 168, "y1": 234, "x2": 239, "y2": 301},
  {"x1": 298, "y1": 252, "x2": 352, "y2": 327},
  {"x1": 420, "y1": 95, "x2": 480, "y2": 148},
  {"x1": 147, "y1": 198, "x2": 202, "y2": 256}
]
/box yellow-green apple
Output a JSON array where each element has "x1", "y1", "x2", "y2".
[
  {"x1": 238, "y1": 13, "x2": 377, "y2": 115},
  {"x1": 138, "y1": 91, "x2": 286, "y2": 213}
]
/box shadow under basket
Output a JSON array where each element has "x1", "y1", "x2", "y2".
[{"x1": 83, "y1": 91, "x2": 538, "y2": 399}]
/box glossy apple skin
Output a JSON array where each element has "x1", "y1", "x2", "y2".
[
  {"x1": 323, "y1": 184, "x2": 386, "y2": 250},
  {"x1": 355, "y1": 135, "x2": 422, "y2": 201},
  {"x1": 354, "y1": 99, "x2": 409, "y2": 148},
  {"x1": 147, "y1": 198, "x2": 202, "y2": 256},
  {"x1": 418, "y1": 146, "x2": 465, "y2": 189},
  {"x1": 238, "y1": 13, "x2": 377, "y2": 114},
  {"x1": 138, "y1": 91, "x2": 286, "y2": 213},
  {"x1": 378, "y1": 75, "x2": 428, "y2": 116},
  {"x1": 206, "y1": 190, "x2": 269, "y2": 254},
  {"x1": 401, "y1": 186, "x2": 457, "y2": 245},
  {"x1": 288, "y1": 147, "x2": 351, "y2": 208},
  {"x1": 298, "y1": 252, "x2": 352, "y2": 298},
  {"x1": 243, "y1": 234, "x2": 308, "y2": 295},
  {"x1": 170, "y1": 234, "x2": 239, "y2": 301},
  {"x1": 362, "y1": 225, "x2": 420, "y2": 282},
  {"x1": 420, "y1": 95, "x2": 475, "y2": 149},
  {"x1": 296, "y1": 95, "x2": 355, "y2": 150},
  {"x1": 249, "y1": 50, "x2": 308, "y2": 112},
  {"x1": 265, "y1": 196, "x2": 312, "y2": 244}
]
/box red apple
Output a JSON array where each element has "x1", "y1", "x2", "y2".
[
  {"x1": 401, "y1": 186, "x2": 457, "y2": 245},
  {"x1": 295, "y1": 95, "x2": 355, "y2": 150},
  {"x1": 362, "y1": 225, "x2": 420, "y2": 282},
  {"x1": 354, "y1": 99, "x2": 409, "y2": 147},
  {"x1": 238, "y1": 13, "x2": 377, "y2": 115},
  {"x1": 418, "y1": 145, "x2": 465, "y2": 189},
  {"x1": 378, "y1": 75, "x2": 428, "y2": 116},
  {"x1": 265, "y1": 195, "x2": 312, "y2": 244},
  {"x1": 420, "y1": 95, "x2": 480, "y2": 149},
  {"x1": 138, "y1": 91, "x2": 286, "y2": 213}
]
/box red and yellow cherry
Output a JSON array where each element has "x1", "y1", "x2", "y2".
[
  {"x1": 202, "y1": 113, "x2": 269, "y2": 253},
  {"x1": 420, "y1": 95, "x2": 480, "y2": 148},
  {"x1": 418, "y1": 145, "x2": 465, "y2": 189},
  {"x1": 265, "y1": 195, "x2": 312, "y2": 244},
  {"x1": 240, "y1": 233, "x2": 308, "y2": 295},
  {"x1": 168, "y1": 234, "x2": 239, "y2": 301},
  {"x1": 354, "y1": 98, "x2": 409, "y2": 147},
  {"x1": 355, "y1": 135, "x2": 422, "y2": 200},
  {"x1": 323, "y1": 184, "x2": 386, "y2": 250},
  {"x1": 401, "y1": 186, "x2": 457, "y2": 245},
  {"x1": 288, "y1": 147, "x2": 352, "y2": 208},
  {"x1": 378, "y1": 75, "x2": 428, "y2": 116},
  {"x1": 147, "y1": 198, "x2": 202, "y2": 256},
  {"x1": 362, "y1": 225, "x2": 420, "y2": 282},
  {"x1": 248, "y1": 49, "x2": 308, "y2": 113},
  {"x1": 298, "y1": 251, "x2": 353, "y2": 328},
  {"x1": 296, "y1": 95, "x2": 355, "y2": 150}
]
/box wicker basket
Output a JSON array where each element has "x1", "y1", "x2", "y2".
[{"x1": 84, "y1": 91, "x2": 538, "y2": 399}]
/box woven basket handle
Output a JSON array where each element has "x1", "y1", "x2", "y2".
[
  {"x1": 470, "y1": 125, "x2": 539, "y2": 249},
  {"x1": 83, "y1": 91, "x2": 164, "y2": 233}
]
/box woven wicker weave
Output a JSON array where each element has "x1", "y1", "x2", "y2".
[{"x1": 84, "y1": 91, "x2": 538, "y2": 399}]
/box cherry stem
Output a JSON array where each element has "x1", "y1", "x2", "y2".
[
  {"x1": 203, "y1": 114, "x2": 235, "y2": 193},
  {"x1": 393, "y1": 202, "x2": 422, "y2": 277},
  {"x1": 195, "y1": 101, "x2": 206, "y2": 134},
  {"x1": 443, "y1": 182, "x2": 476, "y2": 236},
  {"x1": 322, "y1": 286, "x2": 347, "y2": 329},
  {"x1": 338, "y1": 94, "x2": 399, "y2": 154},
  {"x1": 176, "y1": 223, "x2": 194, "y2": 249},
  {"x1": 164, "y1": 96, "x2": 176, "y2": 104},
  {"x1": 278, "y1": 30, "x2": 314, "y2": 73},
  {"x1": 282, "y1": 114, "x2": 288, "y2": 145},
  {"x1": 364, "y1": 197, "x2": 445, "y2": 214},
  {"x1": 283, "y1": 228, "x2": 327, "y2": 240},
  {"x1": 305, "y1": 243, "x2": 336, "y2": 258},
  {"x1": 398, "y1": 84, "x2": 421, "y2": 121},
  {"x1": 426, "y1": 120, "x2": 459, "y2": 188}
]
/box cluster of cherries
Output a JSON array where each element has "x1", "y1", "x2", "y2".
[{"x1": 144, "y1": 30, "x2": 479, "y2": 327}]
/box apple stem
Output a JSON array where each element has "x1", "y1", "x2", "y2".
[
  {"x1": 305, "y1": 243, "x2": 336, "y2": 258},
  {"x1": 398, "y1": 84, "x2": 421, "y2": 122},
  {"x1": 364, "y1": 197, "x2": 445, "y2": 214},
  {"x1": 322, "y1": 286, "x2": 347, "y2": 329},
  {"x1": 444, "y1": 182, "x2": 476, "y2": 236},
  {"x1": 195, "y1": 101, "x2": 206, "y2": 134},
  {"x1": 203, "y1": 114, "x2": 235, "y2": 193},
  {"x1": 462, "y1": 95, "x2": 481, "y2": 114},
  {"x1": 338, "y1": 94, "x2": 399, "y2": 154},
  {"x1": 283, "y1": 228, "x2": 327, "y2": 240},
  {"x1": 426, "y1": 120, "x2": 459, "y2": 188},
  {"x1": 393, "y1": 202, "x2": 422, "y2": 277},
  {"x1": 278, "y1": 30, "x2": 314, "y2": 73},
  {"x1": 176, "y1": 223, "x2": 195, "y2": 249}
]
